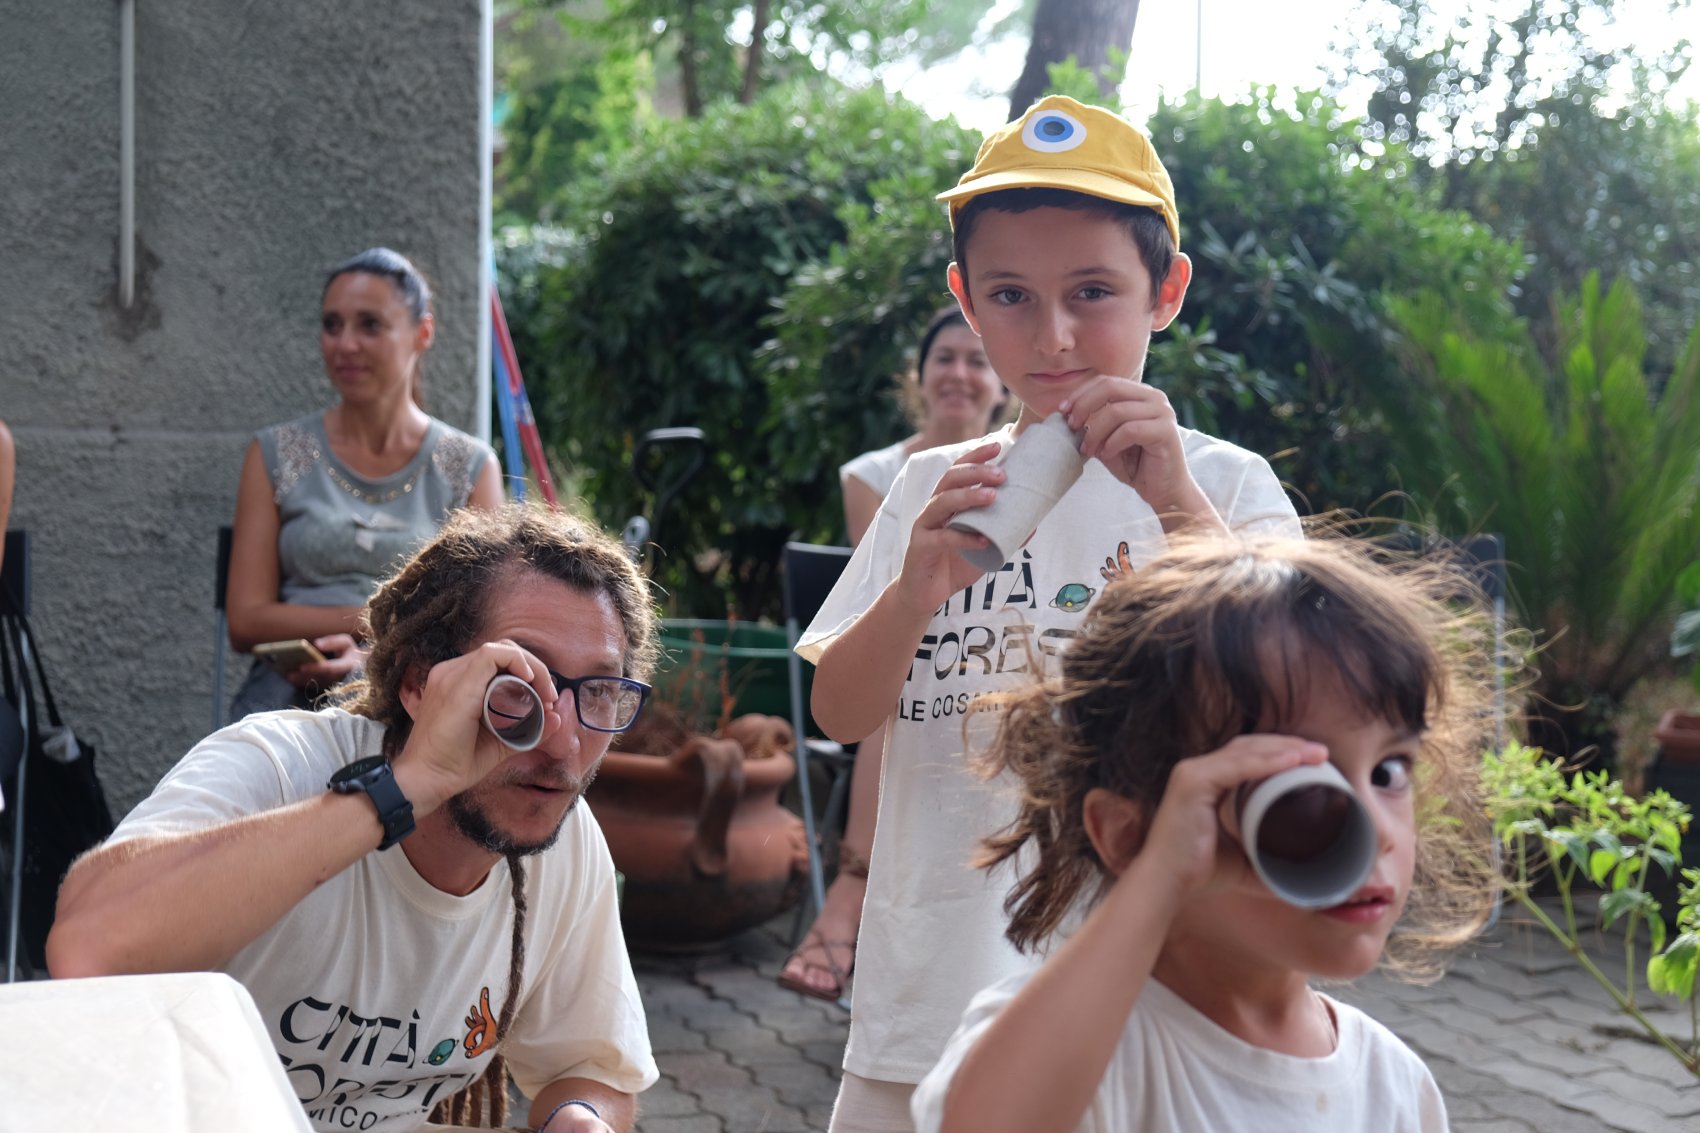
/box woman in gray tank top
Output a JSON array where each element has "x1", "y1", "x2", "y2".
[{"x1": 225, "y1": 248, "x2": 502, "y2": 719}]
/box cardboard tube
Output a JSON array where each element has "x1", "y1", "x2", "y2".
[
  {"x1": 1236, "y1": 761, "x2": 1376, "y2": 909},
  {"x1": 483, "y1": 674, "x2": 545, "y2": 751},
  {"x1": 948, "y1": 414, "x2": 1085, "y2": 574}
]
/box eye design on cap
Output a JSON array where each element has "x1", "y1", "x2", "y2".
[{"x1": 1021, "y1": 109, "x2": 1087, "y2": 153}]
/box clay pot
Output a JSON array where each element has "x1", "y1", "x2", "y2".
[
  {"x1": 1654, "y1": 709, "x2": 1700, "y2": 765},
  {"x1": 588, "y1": 713, "x2": 808, "y2": 950}
]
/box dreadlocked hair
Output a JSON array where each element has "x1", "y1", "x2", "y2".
[
  {"x1": 429, "y1": 854, "x2": 530, "y2": 1127},
  {"x1": 340, "y1": 501, "x2": 659, "y2": 756},
  {"x1": 333, "y1": 504, "x2": 645, "y2": 1124},
  {"x1": 969, "y1": 531, "x2": 1511, "y2": 982}
]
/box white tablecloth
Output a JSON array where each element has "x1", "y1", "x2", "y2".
[{"x1": 0, "y1": 971, "x2": 313, "y2": 1132}]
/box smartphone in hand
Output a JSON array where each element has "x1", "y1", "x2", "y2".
[{"x1": 253, "y1": 639, "x2": 327, "y2": 675}]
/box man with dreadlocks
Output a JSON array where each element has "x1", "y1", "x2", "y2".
[{"x1": 48, "y1": 505, "x2": 659, "y2": 1132}]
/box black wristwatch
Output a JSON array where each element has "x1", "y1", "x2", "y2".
[{"x1": 327, "y1": 755, "x2": 415, "y2": 850}]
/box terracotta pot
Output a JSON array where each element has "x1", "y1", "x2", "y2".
[
  {"x1": 588, "y1": 713, "x2": 807, "y2": 950},
  {"x1": 1654, "y1": 709, "x2": 1700, "y2": 765}
]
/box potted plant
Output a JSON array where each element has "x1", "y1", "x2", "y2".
[{"x1": 586, "y1": 622, "x2": 808, "y2": 951}]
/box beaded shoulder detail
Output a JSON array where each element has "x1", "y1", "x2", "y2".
[
  {"x1": 270, "y1": 422, "x2": 322, "y2": 503},
  {"x1": 433, "y1": 429, "x2": 478, "y2": 507}
]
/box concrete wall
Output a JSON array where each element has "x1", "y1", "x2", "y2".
[{"x1": 0, "y1": 1, "x2": 490, "y2": 811}]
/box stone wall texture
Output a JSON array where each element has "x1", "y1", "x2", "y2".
[{"x1": 0, "y1": 0, "x2": 488, "y2": 810}]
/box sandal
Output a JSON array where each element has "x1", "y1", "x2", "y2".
[
  {"x1": 777, "y1": 928, "x2": 856, "y2": 1002},
  {"x1": 777, "y1": 846, "x2": 871, "y2": 1002}
]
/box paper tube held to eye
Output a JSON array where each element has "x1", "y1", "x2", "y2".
[
  {"x1": 483, "y1": 674, "x2": 546, "y2": 752},
  {"x1": 1235, "y1": 761, "x2": 1377, "y2": 909},
  {"x1": 948, "y1": 413, "x2": 1086, "y2": 575}
]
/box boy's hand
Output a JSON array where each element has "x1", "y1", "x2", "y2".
[
  {"x1": 892, "y1": 441, "x2": 1006, "y2": 614},
  {"x1": 1061, "y1": 376, "x2": 1224, "y2": 533},
  {"x1": 1136, "y1": 735, "x2": 1328, "y2": 898}
]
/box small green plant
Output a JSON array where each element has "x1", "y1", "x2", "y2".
[{"x1": 1483, "y1": 741, "x2": 1700, "y2": 1075}]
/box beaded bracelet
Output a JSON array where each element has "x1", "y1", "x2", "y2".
[{"x1": 538, "y1": 1097, "x2": 601, "y2": 1130}]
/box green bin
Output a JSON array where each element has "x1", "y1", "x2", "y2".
[{"x1": 654, "y1": 618, "x2": 816, "y2": 732}]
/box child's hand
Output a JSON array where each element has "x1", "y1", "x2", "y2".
[
  {"x1": 1060, "y1": 376, "x2": 1219, "y2": 529},
  {"x1": 892, "y1": 441, "x2": 1006, "y2": 614},
  {"x1": 1138, "y1": 735, "x2": 1328, "y2": 897}
]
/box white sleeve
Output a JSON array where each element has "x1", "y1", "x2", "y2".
[
  {"x1": 910, "y1": 977, "x2": 1015, "y2": 1133},
  {"x1": 796, "y1": 453, "x2": 941, "y2": 665},
  {"x1": 103, "y1": 712, "x2": 338, "y2": 845},
  {"x1": 1223, "y1": 453, "x2": 1302, "y2": 538}
]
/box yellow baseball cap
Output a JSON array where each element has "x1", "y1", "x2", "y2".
[{"x1": 938, "y1": 95, "x2": 1180, "y2": 250}]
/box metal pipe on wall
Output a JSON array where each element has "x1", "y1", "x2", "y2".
[{"x1": 119, "y1": 0, "x2": 135, "y2": 308}]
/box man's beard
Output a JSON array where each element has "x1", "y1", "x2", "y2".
[{"x1": 443, "y1": 766, "x2": 598, "y2": 857}]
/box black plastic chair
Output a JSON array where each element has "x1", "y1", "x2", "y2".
[
  {"x1": 1, "y1": 529, "x2": 32, "y2": 981},
  {"x1": 211, "y1": 526, "x2": 233, "y2": 732},
  {"x1": 782, "y1": 541, "x2": 856, "y2": 934}
]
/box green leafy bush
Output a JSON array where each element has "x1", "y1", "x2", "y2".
[
  {"x1": 1391, "y1": 274, "x2": 1700, "y2": 758},
  {"x1": 504, "y1": 82, "x2": 975, "y2": 618}
]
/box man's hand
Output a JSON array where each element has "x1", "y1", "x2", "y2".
[{"x1": 390, "y1": 640, "x2": 565, "y2": 818}]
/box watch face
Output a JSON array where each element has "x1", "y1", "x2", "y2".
[{"x1": 331, "y1": 754, "x2": 389, "y2": 785}]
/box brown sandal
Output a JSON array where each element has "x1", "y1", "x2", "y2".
[
  {"x1": 777, "y1": 845, "x2": 870, "y2": 1001},
  {"x1": 778, "y1": 928, "x2": 856, "y2": 1001}
]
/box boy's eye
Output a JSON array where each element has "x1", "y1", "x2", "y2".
[
  {"x1": 1077, "y1": 285, "x2": 1110, "y2": 301},
  {"x1": 321, "y1": 315, "x2": 341, "y2": 333},
  {"x1": 1371, "y1": 756, "x2": 1413, "y2": 791},
  {"x1": 990, "y1": 288, "x2": 1024, "y2": 306}
]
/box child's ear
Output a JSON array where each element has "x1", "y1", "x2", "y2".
[
  {"x1": 946, "y1": 263, "x2": 982, "y2": 335},
  {"x1": 1083, "y1": 787, "x2": 1150, "y2": 875},
  {"x1": 1150, "y1": 252, "x2": 1192, "y2": 333}
]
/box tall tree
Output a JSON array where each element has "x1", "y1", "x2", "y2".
[{"x1": 1008, "y1": 0, "x2": 1141, "y2": 119}]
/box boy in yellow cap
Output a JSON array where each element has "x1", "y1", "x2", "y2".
[{"x1": 796, "y1": 95, "x2": 1301, "y2": 1131}]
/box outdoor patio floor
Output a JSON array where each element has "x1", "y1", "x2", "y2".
[{"x1": 629, "y1": 901, "x2": 1700, "y2": 1132}]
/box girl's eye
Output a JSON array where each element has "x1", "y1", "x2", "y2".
[
  {"x1": 361, "y1": 316, "x2": 382, "y2": 333},
  {"x1": 1371, "y1": 756, "x2": 1413, "y2": 791},
  {"x1": 321, "y1": 316, "x2": 340, "y2": 333}
]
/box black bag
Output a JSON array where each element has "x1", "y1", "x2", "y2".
[{"x1": 0, "y1": 597, "x2": 115, "y2": 973}]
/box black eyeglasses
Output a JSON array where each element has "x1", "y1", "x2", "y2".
[{"x1": 546, "y1": 671, "x2": 650, "y2": 733}]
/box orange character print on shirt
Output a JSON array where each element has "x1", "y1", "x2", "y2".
[
  {"x1": 1100, "y1": 541, "x2": 1134, "y2": 584},
  {"x1": 463, "y1": 986, "x2": 496, "y2": 1058}
]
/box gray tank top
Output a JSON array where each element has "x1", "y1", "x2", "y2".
[{"x1": 255, "y1": 412, "x2": 494, "y2": 607}]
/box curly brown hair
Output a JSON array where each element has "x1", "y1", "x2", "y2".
[{"x1": 973, "y1": 533, "x2": 1504, "y2": 981}]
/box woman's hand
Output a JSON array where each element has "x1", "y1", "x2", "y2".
[{"x1": 287, "y1": 634, "x2": 365, "y2": 687}]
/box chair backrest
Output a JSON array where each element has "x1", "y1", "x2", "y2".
[
  {"x1": 215, "y1": 525, "x2": 233, "y2": 612},
  {"x1": 782, "y1": 542, "x2": 853, "y2": 634},
  {"x1": 1, "y1": 530, "x2": 29, "y2": 617}
]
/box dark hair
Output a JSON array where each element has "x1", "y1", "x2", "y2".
[
  {"x1": 973, "y1": 534, "x2": 1502, "y2": 978},
  {"x1": 952, "y1": 188, "x2": 1175, "y2": 304},
  {"x1": 344, "y1": 503, "x2": 658, "y2": 743},
  {"x1": 341, "y1": 503, "x2": 655, "y2": 1126},
  {"x1": 916, "y1": 305, "x2": 971, "y2": 374},
  {"x1": 324, "y1": 246, "x2": 433, "y2": 323},
  {"x1": 323, "y1": 247, "x2": 434, "y2": 408}
]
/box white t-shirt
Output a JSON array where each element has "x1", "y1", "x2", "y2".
[
  {"x1": 798, "y1": 423, "x2": 1299, "y2": 1083},
  {"x1": 840, "y1": 439, "x2": 913, "y2": 499},
  {"x1": 106, "y1": 709, "x2": 658, "y2": 1132},
  {"x1": 912, "y1": 973, "x2": 1449, "y2": 1133}
]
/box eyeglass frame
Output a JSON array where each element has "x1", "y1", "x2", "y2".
[{"x1": 542, "y1": 670, "x2": 651, "y2": 733}]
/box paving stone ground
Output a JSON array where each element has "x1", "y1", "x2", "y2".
[{"x1": 631, "y1": 902, "x2": 1700, "y2": 1132}]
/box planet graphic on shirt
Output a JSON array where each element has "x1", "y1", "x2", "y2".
[
  {"x1": 428, "y1": 1039, "x2": 456, "y2": 1066},
  {"x1": 1050, "y1": 583, "x2": 1096, "y2": 611}
]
